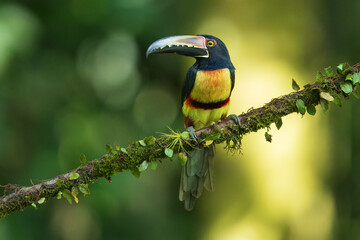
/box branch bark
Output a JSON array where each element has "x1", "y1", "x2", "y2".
[{"x1": 1, "y1": 62, "x2": 359, "y2": 218}]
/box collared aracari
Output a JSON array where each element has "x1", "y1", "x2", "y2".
[{"x1": 147, "y1": 35, "x2": 238, "y2": 210}]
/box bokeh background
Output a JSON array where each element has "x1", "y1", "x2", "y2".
[{"x1": 0, "y1": 0, "x2": 359, "y2": 239}]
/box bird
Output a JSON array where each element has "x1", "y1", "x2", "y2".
[{"x1": 146, "y1": 35, "x2": 239, "y2": 210}]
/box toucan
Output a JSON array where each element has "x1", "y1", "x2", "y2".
[{"x1": 147, "y1": 35, "x2": 239, "y2": 210}]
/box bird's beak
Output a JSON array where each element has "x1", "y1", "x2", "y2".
[{"x1": 146, "y1": 35, "x2": 209, "y2": 58}]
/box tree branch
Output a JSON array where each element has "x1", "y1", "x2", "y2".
[{"x1": 1, "y1": 62, "x2": 359, "y2": 218}]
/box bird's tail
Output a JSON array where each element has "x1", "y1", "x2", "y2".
[{"x1": 179, "y1": 143, "x2": 216, "y2": 211}]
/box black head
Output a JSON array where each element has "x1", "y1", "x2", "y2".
[{"x1": 195, "y1": 34, "x2": 234, "y2": 70}]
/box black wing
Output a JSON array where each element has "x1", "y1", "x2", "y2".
[
  {"x1": 230, "y1": 67, "x2": 235, "y2": 94},
  {"x1": 181, "y1": 65, "x2": 197, "y2": 104}
]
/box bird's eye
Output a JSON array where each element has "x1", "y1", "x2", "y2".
[{"x1": 207, "y1": 40, "x2": 215, "y2": 47}]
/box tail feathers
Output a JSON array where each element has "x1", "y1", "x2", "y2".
[{"x1": 179, "y1": 144, "x2": 215, "y2": 211}]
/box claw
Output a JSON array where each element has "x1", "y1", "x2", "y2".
[
  {"x1": 186, "y1": 126, "x2": 199, "y2": 144},
  {"x1": 227, "y1": 114, "x2": 241, "y2": 129}
]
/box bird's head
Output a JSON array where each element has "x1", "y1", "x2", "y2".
[{"x1": 146, "y1": 34, "x2": 234, "y2": 70}]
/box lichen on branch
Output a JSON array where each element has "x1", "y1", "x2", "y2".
[{"x1": 0, "y1": 62, "x2": 359, "y2": 218}]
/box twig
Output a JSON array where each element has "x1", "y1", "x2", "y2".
[{"x1": 0, "y1": 62, "x2": 359, "y2": 218}]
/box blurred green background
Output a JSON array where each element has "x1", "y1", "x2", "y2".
[{"x1": 0, "y1": 0, "x2": 359, "y2": 239}]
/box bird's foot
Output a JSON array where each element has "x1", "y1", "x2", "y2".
[
  {"x1": 186, "y1": 126, "x2": 199, "y2": 144},
  {"x1": 227, "y1": 114, "x2": 242, "y2": 129}
]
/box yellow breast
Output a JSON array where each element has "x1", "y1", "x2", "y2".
[{"x1": 190, "y1": 68, "x2": 231, "y2": 103}]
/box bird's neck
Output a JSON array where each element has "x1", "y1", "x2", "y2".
[{"x1": 194, "y1": 57, "x2": 234, "y2": 71}]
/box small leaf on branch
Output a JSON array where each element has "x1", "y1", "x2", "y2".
[
  {"x1": 324, "y1": 66, "x2": 333, "y2": 77},
  {"x1": 56, "y1": 179, "x2": 65, "y2": 187},
  {"x1": 72, "y1": 186, "x2": 79, "y2": 204},
  {"x1": 203, "y1": 133, "x2": 221, "y2": 141},
  {"x1": 320, "y1": 92, "x2": 334, "y2": 101},
  {"x1": 138, "y1": 161, "x2": 148, "y2": 172},
  {"x1": 292, "y1": 78, "x2": 300, "y2": 91},
  {"x1": 80, "y1": 154, "x2": 87, "y2": 164},
  {"x1": 143, "y1": 136, "x2": 156, "y2": 145},
  {"x1": 62, "y1": 189, "x2": 74, "y2": 205},
  {"x1": 164, "y1": 148, "x2": 173, "y2": 158},
  {"x1": 337, "y1": 63, "x2": 344, "y2": 73},
  {"x1": 151, "y1": 162, "x2": 158, "y2": 170},
  {"x1": 320, "y1": 99, "x2": 329, "y2": 114},
  {"x1": 57, "y1": 191, "x2": 63, "y2": 199},
  {"x1": 332, "y1": 94, "x2": 342, "y2": 107},
  {"x1": 353, "y1": 89, "x2": 360, "y2": 99},
  {"x1": 275, "y1": 118, "x2": 283, "y2": 130},
  {"x1": 345, "y1": 74, "x2": 353, "y2": 81},
  {"x1": 340, "y1": 82, "x2": 353, "y2": 94},
  {"x1": 106, "y1": 144, "x2": 113, "y2": 153},
  {"x1": 131, "y1": 168, "x2": 140, "y2": 178},
  {"x1": 265, "y1": 132, "x2": 272, "y2": 143},
  {"x1": 307, "y1": 105, "x2": 316, "y2": 115},
  {"x1": 205, "y1": 140, "x2": 213, "y2": 146},
  {"x1": 296, "y1": 99, "x2": 306, "y2": 115},
  {"x1": 352, "y1": 72, "x2": 360, "y2": 85},
  {"x1": 178, "y1": 152, "x2": 187, "y2": 166},
  {"x1": 139, "y1": 140, "x2": 146, "y2": 147},
  {"x1": 31, "y1": 203, "x2": 37, "y2": 210},
  {"x1": 181, "y1": 131, "x2": 190, "y2": 139},
  {"x1": 38, "y1": 198, "x2": 45, "y2": 204},
  {"x1": 121, "y1": 148, "x2": 127, "y2": 154},
  {"x1": 69, "y1": 172, "x2": 79, "y2": 180},
  {"x1": 78, "y1": 184, "x2": 90, "y2": 195},
  {"x1": 316, "y1": 71, "x2": 324, "y2": 83}
]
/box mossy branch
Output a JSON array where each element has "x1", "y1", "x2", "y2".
[{"x1": 1, "y1": 62, "x2": 359, "y2": 218}]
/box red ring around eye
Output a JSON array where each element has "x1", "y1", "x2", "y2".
[{"x1": 206, "y1": 39, "x2": 217, "y2": 47}]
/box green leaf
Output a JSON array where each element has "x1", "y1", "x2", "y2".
[
  {"x1": 57, "y1": 191, "x2": 63, "y2": 200},
  {"x1": 62, "y1": 189, "x2": 74, "y2": 205},
  {"x1": 164, "y1": 148, "x2": 173, "y2": 158},
  {"x1": 151, "y1": 162, "x2": 158, "y2": 170},
  {"x1": 71, "y1": 186, "x2": 79, "y2": 198},
  {"x1": 69, "y1": 172, "x2": 80, "y2": 180},
  {"x1": 320, "y1": 92, "x2": 334, "y2": 101},
  {"x1": 139, "y1": 140, "x2": 146, "y2": 147},
  {"x1": 337, "y1": 63, "x2": 344, "y2": 73},
  {"x1": 353, "y1": 89, "x2": 360, "y2": 99},
  {"x1": 138, "y1": 161, "x2": 148, "y2": 172},
  {"x1": 332, "y1": 94, "x2": 342, "y2": 107},
  {"x1": 340, "y1": 81, "x2": 353, "y2": 94},
  {"x1": 131, "y1": 168, "x2": 140, "y2": 178},
  {"x1": 320, "y1": 99, "x2": 329, "y2": 114},
  {"x1": 307, "y1": 105, "x2": 316, "y2": 115},
  {"x1": 56, "y1": 179, "x2": 65, "y2": 187},
  {"x1": 203, "y1": 133, "x2": 221, "y2": 141},
  {"x1": 292, "y1": 78, "x2": 300, "y2": 91},
  {"x1": 265, "y1": 132, "x2": 272, "y2": 143},
  {"x1": 178, "y1": 152, "x2": 188, "y2": 166},
  {"x1": 352, "y1": 72, "x2": 360, "y2": 85},
  {"x1": 324, "y1": 66, "x2": 333, "y2": 77},
  {"x1": 143, "y1": 136, "x2": 156, "y2": 145},
  {"x1": 275, "y1": 118, "x2": 283, "y2": 130},
  {"x1": 106, "y1": 144, "x2": 113, "y2": 153},
  {"x1": 80, "y1": 154, "x2": 86, "y2": 164},
  {"x1": 345, "y1": 74, "x2": 353, "y2": 81},
  {"x1": 316, "y1": 71, "x2": 324, "y2": 83},
  {"x1": 78, "y1": 184, "x2": 90, "y2": 195},
  {"x1": 181, "y1": 131, "x2": 190, "y2": 140},
  {"x1": 31, "y1": 203, "x2": 37, "y2": 210},
  {"x1": 38, "y1": 197, "x2": 45, "y2": 204},
  {"x1": 121, "y1": 148, "x2": 128, "y2": 154},
  {"x1": 296, "y1": 99, "x2": 306, "y2": 115}
]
